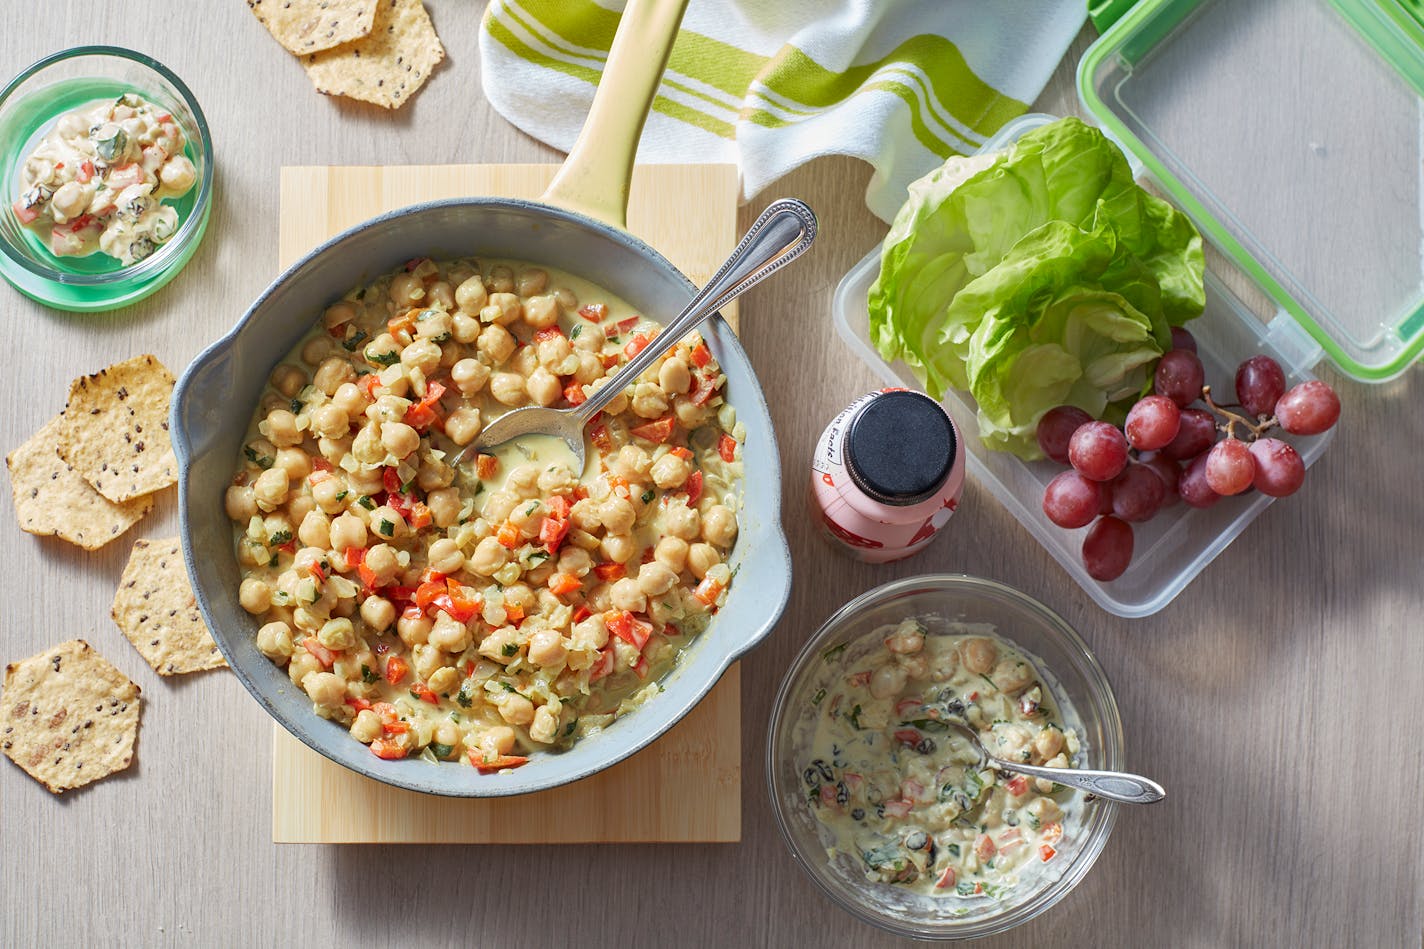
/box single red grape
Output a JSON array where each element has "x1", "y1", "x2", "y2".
[
  {"x1": 1234, "y1": 355, "x2": 1286, "y2": 417},
  {"x1": 1161, "y1": 408, "x2": 1218, "y2": 461},
  {"x1": 1124, "y1": 395, "x2": 1182, "y2": 451},
  {"x1": 1249, "y1": 438, "x2": 1305, "y2": 497},
  {"x1": 1068, "y1": 421, "x2": 1129, "y2": 482},
  {"x1": 1082, "y1": 516, "x2": 1134, "y2": 582},
  {"x1": 1170, "y1": 327, "x2": 1198, "y2": 353},
  {"x1": 1043, "y1": 471, "x2": 1104, "y2": 529},
  {"x1": 1110, "y1": 463, "x2": 1166, "y2": 522},
  {"x1": 1179, "y1": 454, "x2": 1220, "y2": 508},
  {"x1": 1139, "y1": 452, "x2": 1182, "y2": 507},
  {"x1": 1154, "y1": 349, "x2": 1205, "y2": 408},
  {"x1": 1036, "y1": 405, "x2": 1093, "y2": 464},
  {"x1": 1204, "y1": 439, "x2": 1255, "y2": 495},
  {"x1": 1274, "y1": 380, "x2": 1340, "y2": 435}
]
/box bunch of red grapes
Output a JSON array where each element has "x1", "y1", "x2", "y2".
[{"x1": 1036, "y1": 327, "x2": 1341, "y2": 582}]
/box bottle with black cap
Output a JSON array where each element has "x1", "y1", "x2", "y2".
[{"x1": 810, "y1": 388, "x2": 966, "y2": 563}]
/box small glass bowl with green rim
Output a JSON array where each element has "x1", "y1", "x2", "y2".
[
  {"x1": 0, "y1": 46, "x2": 213, "y2": 312},
  {"x1": 766, "y1": 574, "x2": 1124, "y2": 940}
]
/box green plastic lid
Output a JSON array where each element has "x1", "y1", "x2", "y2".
[{"x1": 1079, "y1": 0, "x2": 1424, "y2": 381}]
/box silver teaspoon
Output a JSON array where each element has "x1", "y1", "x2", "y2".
[
  {"x1": 449, "y1": 198, "x2": 817, "y2": 474},
  {"x1": 942, "y1": 719, "x2": 1165, "y2": 805}
]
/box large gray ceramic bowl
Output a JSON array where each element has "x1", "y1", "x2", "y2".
[{"x1": 171, "y1": 198, "x2": 792, "y2": 796}]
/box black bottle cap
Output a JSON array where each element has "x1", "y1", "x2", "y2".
[{"x1": 844, "y1": 391, "x2": 956, "y2": 506}]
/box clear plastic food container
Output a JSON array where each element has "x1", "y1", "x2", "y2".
[{"x1": 836, "y1": 0, "x2": 1424, "y2": 616}]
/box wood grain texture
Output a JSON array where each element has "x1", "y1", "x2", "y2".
[
  {"x1": 1, "y1": 7, "x2": 1421, "y2": 949},
  {"x1": 273, "y1": 162, "x2": 741, "y2": 844}
]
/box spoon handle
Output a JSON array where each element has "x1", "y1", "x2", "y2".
[
  {"x1": 574, "y1": 198, "x2": 818, "y2": 424},
  {"x1": 995, "y1": 761, "x2": 1166, "y2": 805}
]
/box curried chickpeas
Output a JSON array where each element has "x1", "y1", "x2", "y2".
[{"x1": 229, "y1": 257, "x2": 744, "y2": 768}]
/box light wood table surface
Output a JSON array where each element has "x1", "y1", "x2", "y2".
[{"x1": 2, "y1": 5, "x2": 1420, "y2": 948}]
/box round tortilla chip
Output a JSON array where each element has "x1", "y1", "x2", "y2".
[
  {"x1": 2, "y1": 640, "x2": 141, "y2": 794},
  {"x1": 112, "y1": 538, "x2": 227, "y2": 676},
  {"x1": 56, "y1": 354, "x2": 178, "y2": 504},
  {"x1": 248, "y1": 0, "x2": 380, "y2": 55},
  {"x1": 6, "y1": 414, "x2": 154, "y2": 550},
  {"x1": 301, "y1": 0, "x2": 445, "y2": 109}
]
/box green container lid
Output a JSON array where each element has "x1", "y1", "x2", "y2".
[{"x1": 1079, "y1": 0, "x2": 1424, "y2": 381}]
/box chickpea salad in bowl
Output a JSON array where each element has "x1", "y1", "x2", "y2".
[
  {"x1": 225, "y1": 256, "x2": 744, "y2": 772},
  {"x1": 804, "y1": 620, "x2": 1080, "y2": 899}
]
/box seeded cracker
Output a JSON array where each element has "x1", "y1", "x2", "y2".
[
  {"x1": 112, "y1": 538, "x2": 227, "y2": 676},
  {"x1": 2, "y1": 640, "x2": 141, "y2": 794},
  {"x1": 301, "y1": 0, "x2": 444, "y2": 109},
  {"x1": 248, "y1": 0, "x2": 379, "y2": 56},
  {"x1": 6, "y1": 414, "x2": 153, "y2": 550},
  {"x1": 56, "y1": 354, "x2": 178, "y2": 504}
]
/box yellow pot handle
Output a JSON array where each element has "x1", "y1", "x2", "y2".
[{"x1": 541, "y1": 0, "x2": 689, "y2": 230}]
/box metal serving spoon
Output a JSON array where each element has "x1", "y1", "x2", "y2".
[
  {"x1": 942, "y1": 719, "x2": 1165, "y2": 805},
  {"x1": 450, "y1": 198, "x2": 817, "y2": 474}
]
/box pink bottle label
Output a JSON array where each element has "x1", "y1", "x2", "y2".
[{"x1": 810, "y1": 390, "x2": 965, "y2": 564}]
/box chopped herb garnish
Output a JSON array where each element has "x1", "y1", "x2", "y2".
[
  {"x1": 848, "y1": 704, "x2": 863, "y2": 730},
  {"x1": 429, "y1": 742, "x2": 454, "y2": 758},
  {"x1": 821, "y1": 642, "x2": 848, "y2": 663},
  {"x1": 244, "y1": 446, "x2": 274, "y2": 469},
  {"x1": 267, "y1": 529, "x2": 293, "y2": 546},
  {"x1": 902, "y1": 718, "x2": 950, "y2": 733},
  {"x1": 810, "y1": 688, "x2": 827, "y2": 706},
  {"x1": 335, "y1": 490, "x2": 349, "y2": 502},
  {"x1": 341, "y1": 330, "x2": 369, "y2": 352},
  {"x1": 570, "y1": 324, "x2": 583, "y2": 339},
  {"x1": 523, "y1": 501, "x2": 539, "y2": 516},
  {"x1": 378, "y1": 518, "x2": 395, "y2": 537},
  {"x1": 366, "y1": 349, "x2": 399, "y2": 366},
  {"x1": 563, "y1": 720, "x2": 577, "y2": 737},
  {"x1": 361, "y1": 665, "x2": 378, "y2": 684},
  {"x1": 290, "y1": 398, "x2": 305, "y2": 414},
  {"x1": 500, "y1": 682, "x2": 516, "y2": 693},
  {"x1": 456, "y1": 686, "x2": 474, "y2": 708},
  {"x1": 641, "y1": 489, "x2": 655, "y2": 504},
  {"x1": 501, "y1": 642, "x2": 518, "y2": 657}
]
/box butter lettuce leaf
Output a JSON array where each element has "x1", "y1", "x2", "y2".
[{"x1": 867, "y1": 117, "x2": 1204, "y2": 459}]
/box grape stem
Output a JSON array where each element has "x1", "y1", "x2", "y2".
[{"x1": 1200, "y1": 386, "x2": 1277, "y2": 441}]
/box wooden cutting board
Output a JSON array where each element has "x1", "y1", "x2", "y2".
[{"x1": 272, "y1": 163, "x2": 742, "y2": 844}]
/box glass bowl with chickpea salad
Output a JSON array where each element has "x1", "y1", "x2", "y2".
[
  {"x1": 768, "y1": 575, "x2": 1124, "y2": 940},
  {"x1": 0, "y1": 47, "x2": 213, "y2": 311},
  {"x1": 225, "y1": 255, "x2": 750, "y2": 777}
]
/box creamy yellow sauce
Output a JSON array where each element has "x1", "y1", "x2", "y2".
[{"x1": 805, "y1": 620, "x2": 1080, "y2": 898}]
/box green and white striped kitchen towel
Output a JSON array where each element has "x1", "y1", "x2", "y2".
[{"x1": 479, "y1": 0, "x2": 1085, "y2": 221}]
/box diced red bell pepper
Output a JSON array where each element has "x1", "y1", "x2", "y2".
[
  {"x1": 401, "y1": 604, "x2": 424, "y2": 621},
  {"x1": 505, "y1": 603, "x2": 526, "y2": 624},
  {"x1": 470, "y1": 752, "x2": 529, "y2": 774},
  {"x1": 387, "y1": 309, "x2": 418, "y2": 337},
  {"x1": 496, "y1": 522, "x2": 521, "y2": 549},
  {"x1": 975, "y1": 834, "x2": 997, "y2": 861},
  {"x1": 572, "y1": 604, "x2": 592, "y2": 624},
  {"x1": 107, "y1": 163, "x2": 144, "y2": 188},
  {"x1": 311, "y1": 456, "x2": 334, "y2": 473},
  {"x1": 593, "y1": 562, "x2": 625, "y2": 582},
  {"x1": 546, "y1": 495, "x2": 572, "y2": 519},
  {"x1": 1005, "y1": 775, "x2": 1030, "y2": 796},
  {"x1": 370, "y1": 738, "x2": 407, "y2": 760},
  {"x1": 617, "y1": 316, "x2": 640, "y2": 334},
  {"x1": 882, "y1": 799, "x2": 913, "y2": 819},
  {"x1": 578, "y1": 303, "x2": 607, "y2": 322},
  {"x1": 345, "y1": 697, "x2": 373, "y2": 713},
  {"x1": 563, "y1": 382, "x2": 586, "y2": 406},
  {"x1": 623, "y1": 333, "x2": 650, "y2": 358},
  {"x1": 384, "y1": 656, "x2": 409, "y2": 685},
  {"x1": 718, "y1": 434, "x2": 737, "y2": 463},
  {"x1": 629, "y1": 417, "x2": 674, "y2": 443},
  {"x1": 689, "y1": 342, "x2": 711, "y2": 368},
  {"x1": 359, "y1": 374, "x2": 382, "y2": 398},
  {"x1": 533, "y1": 326, "x2": 566, "y2": 343},
  {"x1": 605, "y1": 610, "x2": 651, "y2": 650},
  {"x1": 547, "y1": 573, "x2": 582, "y2": 596},
  {"x1": 382, "y1": 467, "x2": 403, "y2": 496},
  {"x1": 475, "y1": 454, "x2": 498, "y2": 479},
  {"x1": 410, "y1": 682, "x2": 440, "y2": 705},
  {"x1": 414, "y1": 579, "x2": 446, "y2": 612},
  {"x1": 76, "y1": 160, "x2": 95, "y2": 184},
  {"x1": 894, "y1": 698, "x2": 923, "y2": 718},
  {"x1": 343, "y1": 547, "x2": 366, "y2": 571},
  {"x1": 404, "y1": 380, "x2": 446, "y2": 432},
  {"x1": 432, "y1": 581, "x2": 480, "y2": 623},
  {"x1": 893, "y1": 729, "x2": 922, "y2": 747},
  {"x1": 408, "y1": 500, "x2": 433, "y2": 529},
  {"x1": 1039, "y1": 845, "x2": 1057, "y2": 862},
  {"x1": 11, "y1": 198, "x2": 41, "y2": 225},
  {"x1": 589, "y1": 648, "x2": 614, "y2": 682},
  {"x1": 66, "y1": 213, "x2": 96, "y2": 233},
  {"x1": 670, "y1": 446, "x2": 692, "y2": 461},
  {"x1": 684, "y1": 470, "x2": 703, "y2": 504},
  {"x1": 690, "y1": 373, "x2": 718, "y2": 406},
  {"x1": 308, "y1": 561, "x2": 327, "y2": 583},
  {"x1": 693, "y1": 576, "x2": 724, "y2": 606},
  {"x1": 539, "y1": 514, "x2": 570, "y2": 553},
  {"x1": 1042, "y1": 821, "x2": 1063, "y2": 844},
  {"x1": 633, "y1": 656, "x2": 649, "y2": 680},
  {"x1": 358, "y1": 562, "x2": 380, "y2": 591},
  {"x1": 589, "y1": 423, "x2": 613, "y2": 454},
  {"x1": 934, "y1": 866, "x2": 957, "y2": 890},
  {"x1": 302, "y1": 638, "x2": 335, "y2": 669}
]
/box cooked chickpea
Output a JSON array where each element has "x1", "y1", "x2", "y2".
[
  {"x1": 654, "y1": 536, "x2": 689, "y2": 572},
  {"x1": 301, "y1": 336, "x2": 333, "y2": 367},
  {"x1": 536, "y1": 464, "x2": 577, "y2": 495},
  {"x1": 297, "y1": 510, "x2": 331, "y2": 549},
  {"x1": 415, "y1": 310, "x2": 453, "y2": 342},
  {"x1": 427, "y1": 537, "x2": 465, "y2": 575},
  {"x1": 488, "y1": 265, "x2": 515, "y2": 294},
  {"x1": 350, "y1": 709, "x2": 382, "y2": 743},
  {"x1": 412, "y1": 643, "x2": 446, "y2": 681},
  {"x1": 328, "y1": 513, "x2": 367, "y2": 553},
  {"x1": 455, "y1": 275, "x2": 488, "y2": 313},
  {"x1": 288, "y1": 494, "x2": 316, "y2": 527},
  {"x1": 314, "y1": 356, "x2": 355, "y2": 396},
  {"x1": 527, "y1": 628, "x2": 567, "y2": 667},
  {"x1": 479, "y1": 725, "x2": 517, "y2": 757},
  {"x1": 489, "y1": 371, "x2": 528, "y2": 407},
  {"x1": 331, "y1": 381, "x2": 368, "y2": 417},
  {"x1": 427, "y1": 666, "x2": 461, "y2": 697},
  {"x1": 662, "y1": 501, "x2": 700, "y2": 540},
  {"x1": 225, "y1": 485, "x2": 257, "y2": 521},
  {"x1": 556, "y1": 546, "x2": 592, "y2": 577},
  {"x1": 522, "y1": 294, "x2": 560, "y2": 329},
  {"x1": 426, "y1": 486, "x2": 462, "y2": 528},
  {"x1": 256, "y1": 621, "x2": 294, "y2": 662},
  {"x1": 429, "y1": 614, "x2": 473, "y2": 653},
  {"x1": 527, "y1": 367, "x2": 561, "y2": 406},
  {"x1": 608, "y1": 445, "x2": 652, "y2": 483},
  {"x1": 469, "y1": 536, "x2": 509, "y2": 576},
  {"x1": 397, "y1": 612, "x2": 432, "y2": 647},
  {"x1": 658, "y1": 357, "x2": 692, "y2": 395},
  {"x1": 885, "y1": 622, "x2": 925, "y2": 655},
  {"x1": 650, "y1": 452, "x2": 691, "y2": 489},
  {"x1": 400, "y1": 339, "x2": 442, "y2": 375},
  {"x1": 960, "y1": 638, "x2": 998, "y2": 675},
  {"x1": 304, "y1": 671, "x2": 347, "y2": 709},
  {"x1": 509, "y1": 498, "x2": 546, "y2": 536},
  {"x1": 869, "y1": 663, "x2": 908, "y2": 699},
  {"x1": 417, "y1": 458, "x2": 455, "y2": 492},
  {"x1": 600, "y1": 532, "x2": 637, "y2": 564},
  {"x1": 497, "y1": 693, "x2": 535, "y2": 726},
  {"x1": 318, "y1": 617, "x2": 356, "y2": 651},
  {"x1": 363, "y1": 544, "x2": 400, "y2": 586},
  {"x1": 451, "y1": 357, "x2": 490, "y2": 396},
  {"x1": 252, "y1": 467, "x2": 289, "y2": 512},
  {"x1": 478, "y1": 323, "x2": 516, "y2": 364},
  {"x1": 264, "y1": 409, "x2": 301, "y2": 447},
  {"x1": 992, "y1": 659, "x2": 1035, "y2": 694},
  {"x1": 637, "y1": 562, "x2": 678, "y2": 597},
  {"x1": 1033, "y1": 728, "x2": 1065, "y2": 762},
  {"x1": 536, "y1": 333, "x2": 572, "y2": 369},
  {"x1": 686, "y1": 542, "x2": 721, "y2": 580},
  {"x1": 701, "y1": 504, "x2": 738, "y2": 547},
  {"x1": 630, "y1": 382, "x2": 669, "y2": 419},
  {"x1": 444, "y1": 407, "x2": 483, "y2": 445},
  {"x1": 388, "y1": 272, "x2": 425, "y2": 307},
  {"x1": 360, "y1": 595, "x2": 396, "y2": 632},
  {"x1": 381, "y1": 421, "x2": 420, "y2": 459},
  {"x1": 484, "y1": 292, "x2": 522, "y2": 326},
  {"x1": 599, "y1": 496, "x2": 637, "y2": 534},
  {"x1": 270, "y1": 363, "x2": 307, "y2": 398},
  {"x1": 312, "y1": 404, "x2": 349, "y2": 439},
  {"x1": 610, "y1": 577, "x2": 647, "y2": 612},
  {"x1": 273, "y1": 448, "x2": 311, "y2": 482},
  {"x1": 369, "y1": 506, "x2": 407, "y2": 541},
  {"x1": 287, "y1": 651, "x2": 321, "y2": 685}
]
